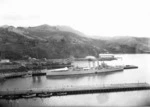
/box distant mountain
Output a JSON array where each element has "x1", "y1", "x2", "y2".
[
  {"x1": 103, "y1": 36, "x2": 150, "y2": 53},
  {"x1": 0, "y1": 24, "x2": 150, "y2": 60},
  {"x1": 56, "y1": 25, "x2": 86, "y2": 37}
]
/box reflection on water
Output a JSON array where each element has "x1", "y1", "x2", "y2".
[
  {"x1": 96, "y1": 94, "x2": 109, "y2": 104},
  {"x1": 32, "y1": 76, "x2": 42, "y2": 84},
  {"x1": 46, "y1": 71, "x2": 122, "y2": 80},
  {"x1": 0, "y1": 54, "x2": 150, "y2": 106}
]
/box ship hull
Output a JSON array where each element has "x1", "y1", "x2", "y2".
[{"x1": 46, "y1": 67, "x2": 124, "y2": 77}]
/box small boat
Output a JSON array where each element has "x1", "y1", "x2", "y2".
[
  {"x1": 124, "y1": 65, "x2": 138, "y2": 69},
  {"x1": 22, "y1": 93, "x2": 36, "y2": 98},
  {"x1": 3, "y1": 95, "x2": 20, "y2": 99},
  {"x1": 37, "y1": 93, "x2": 52, "y2": 97}
]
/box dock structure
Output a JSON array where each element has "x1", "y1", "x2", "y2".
[
  {"x1": 0, "y1": 72, "x2": 28, "y2": 79},
  {"x1": 0, "y1": 83, "x2": 150, "y2": 100}
]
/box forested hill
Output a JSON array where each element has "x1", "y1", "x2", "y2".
[{"x1": 0, "y1": 24, "x2": 150, "y2": 60}]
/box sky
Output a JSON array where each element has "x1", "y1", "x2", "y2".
[{"x1": 0, "y1": 0, "x2": 150, "y2": 37}]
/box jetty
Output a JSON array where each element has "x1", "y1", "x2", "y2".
[
  {"x1": 0, "y1": 83, "x2": 150, "y2": 100},
  {"x1": 0, "y1": 72, "x2": 29, "y2": 80}
]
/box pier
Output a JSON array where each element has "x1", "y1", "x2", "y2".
[
  {"x1": 0, "y1": 72, "x2": 28, "y2": 79},
  {"x1": 0, "y1": 83, "x2": 150, "y2": 100}
]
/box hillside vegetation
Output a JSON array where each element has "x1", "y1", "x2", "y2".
[{"x1": 0, "y1": 25, "x2": 150, "y2": 60}]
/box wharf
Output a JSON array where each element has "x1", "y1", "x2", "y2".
[
  {"x1": 0, "y1": 82, "x2": 149, "y2": 100},
  {"x1": 0, "y1": 72, "x2": 27, "y2": 79}
]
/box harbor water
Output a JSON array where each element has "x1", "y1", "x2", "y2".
[{"x1": 0, "y1": 54, "x2": 150, "y2": 106}]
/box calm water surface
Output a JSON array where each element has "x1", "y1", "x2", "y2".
[{"x1": 0, "y1": 54, "x2": 150, "y2": 106}]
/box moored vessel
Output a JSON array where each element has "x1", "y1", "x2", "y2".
[
  {"x1": 123, "y1": 65, "x2": 138, "y2": 69},
  {"x1": 46, "y1": 59, "x2": 124, "y2": 76}
]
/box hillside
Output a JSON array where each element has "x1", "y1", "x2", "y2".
[{"x1": 0, "y1": 25, "x2": 150, "y2": 60}]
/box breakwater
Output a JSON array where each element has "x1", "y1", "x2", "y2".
[{"x1": 0, "y1": 83, "x2": 149, "y2": 100}]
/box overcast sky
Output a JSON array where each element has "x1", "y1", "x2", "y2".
[{"x1": 0, "y1": 0, "x2": 150, "y2": 37}]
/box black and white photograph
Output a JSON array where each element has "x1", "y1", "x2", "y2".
[{"x1": 0, "y1": 0, "x2": 150, "y2": 106}]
